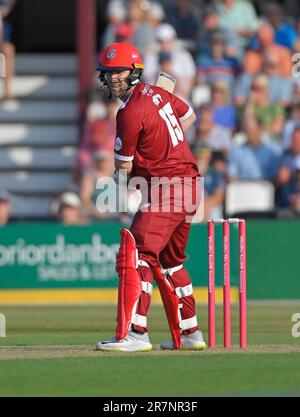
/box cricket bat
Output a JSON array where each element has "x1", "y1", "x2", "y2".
[{"x1": 155, "y1": 71, "x2": 176, "y2": 93}]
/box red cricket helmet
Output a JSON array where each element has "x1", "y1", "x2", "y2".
[
  {"x1": 97, "y1": 42, "x2": 144, "y2": 100},
  {"x1": 98, "y1": 42, "x2": 144, "y2": 72}
]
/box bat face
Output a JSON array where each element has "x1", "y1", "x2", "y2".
[{"x1": 155, "y1": 71, "x2": 176, "y2": 93}]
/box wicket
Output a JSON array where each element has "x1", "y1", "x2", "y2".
[{"x1": 207, "y1": 218, "x2": 247, "y2": 349}]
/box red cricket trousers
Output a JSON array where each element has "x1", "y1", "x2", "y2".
[{"x1": 129, "y1": 178, "x2": 201, "y2": 334}]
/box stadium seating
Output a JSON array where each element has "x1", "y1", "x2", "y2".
[{"x1": 0, "y1": 54, "x2": 79, "y2": 219}]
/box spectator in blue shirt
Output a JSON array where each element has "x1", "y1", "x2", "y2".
[
  {"x1": 196, "y1": 5, "x2": 244, "y2": 64},
  {"x1": 263, "y1": 2, "x2": 298, "y2": 50},
  {"x1": 228, "y1": 115, "x2": 281, "y2": 181},
  {"x1": 276, "y1": 163, "x2": 300, "y2": 214},
  {"x1": 276, "y1": 127, "x2": 300, "y2": 210},
  {"x1": 197, "y1": 30, "x2": 240, "y2": 95},
  {"x1": 204, "y1": 150, "x2": 227, "y2": 220},
  {"x1": 235, "y1": 50, "x2": 293, "y2": 108},
  {"x1": 193, "y1": 102, "x2": 232, "y2": 155},
  {"x1": 282, "y1": 102, "x2": 300, "y2": 150},
  {"x1": 210, "y1": 79, "x2": 237, "y2": 131},
  {"x1": 192, "y1": 148, "x2": 227, "y2": 220},
  {"x1": 276, "y1": 125, "x2": 300, "y2": 190},
  {"x1": 165, "y1": 0, "x2": 200, "y2": 54}
]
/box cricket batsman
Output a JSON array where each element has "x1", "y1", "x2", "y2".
[{"x1": 96, "y1": 42, "x2": 206, "y2": 351}]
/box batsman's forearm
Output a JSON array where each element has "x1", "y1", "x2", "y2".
[
  {"x1": 115, "y1": 159, "x2": 133, "y2": 176},
  {"x1": 181, "y1": 111, "x2": 196, "y2": 132},
  {"x1": 114, "y1": 159, "x2": 133, "y2": 186}
]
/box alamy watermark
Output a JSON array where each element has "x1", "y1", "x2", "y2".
[
  {"x1": 0, "y1": 53, "x2": 6, "y2": 78},
  {"x1": 94, "y1": 171, "x2": 204, "y2": 223},
  {"x1": 292, "y1": 53, "x2": 300, "y2": 78},
  {"x1": 0, "y1": 313, "x2": 6, "y2": 337},
  {"x1": 291, "y1": 313, "x2": 300, "y2": 338}
]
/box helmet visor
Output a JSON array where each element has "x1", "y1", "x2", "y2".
[{"x1": 96, "y1": 65, "x2": 132, "y2": 72}]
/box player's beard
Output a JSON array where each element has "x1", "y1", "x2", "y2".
[
  {"x1": 109, "y1": 78, "x2": 131, "y2": 101},
  {"x1": 110, "y1": 78, "x2": 128, "y2": 99}
]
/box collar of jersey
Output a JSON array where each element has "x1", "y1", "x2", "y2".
[{"x1": 119, "y1": 87, "x2": 136, "y2": 109}]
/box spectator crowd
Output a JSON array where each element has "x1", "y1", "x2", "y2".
[{"x1": 77, "y1": 0, "x2": 300, "y2": 223}]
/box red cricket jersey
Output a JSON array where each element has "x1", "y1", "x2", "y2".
[{"x1": 114, "y1": 82, "x2": 200, "y2": 181}]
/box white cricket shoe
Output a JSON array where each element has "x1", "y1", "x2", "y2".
[
  {"x1": 160, "y1": 330, "x2": 206, "y2": 350},
  {"x1": 96, "y1": 331, "x2": 153, "y2": 352}
]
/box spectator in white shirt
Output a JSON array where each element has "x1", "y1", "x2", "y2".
[{"x1": 143, "y1": 23, "x2": 197, "y2": 100}]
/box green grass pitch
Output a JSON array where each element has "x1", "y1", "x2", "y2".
[{"x1": 0, "y1": 301, "x2": 300, "y2": 396}]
